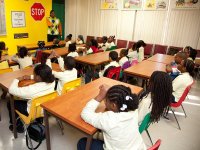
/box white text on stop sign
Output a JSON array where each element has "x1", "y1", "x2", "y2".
[{"x1": 31, "y1": 8, "x2": 44, "y2": 16}]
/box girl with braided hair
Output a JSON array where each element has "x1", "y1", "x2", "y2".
[
  {"x1": 78, "y1": 84, "x2": 146, "y2": 150},
  {"x1": 138, "y1": 71, "x2": 173, "y2": 124}
]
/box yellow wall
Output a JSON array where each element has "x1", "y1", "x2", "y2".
[{"x1": 0, "y1": 0, "x2": 52, "y2": 55}]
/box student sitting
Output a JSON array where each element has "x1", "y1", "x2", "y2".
[
  {"x1": 67, "y1": 43, "x2": 79, "y2": 57},
  {"x1": 172, "y1": 59, "x2": 194, "y2": 103},
  {"x1": 127, "y1": 43, "x2": 138, "y2": 65},
  {"x1": 183, "y1": 46, "x2": 197, "y2": 61},
  {"x1": 85, "y1": 39, "x2": 99, "y2": 54},
  {"x1": 98, "y1": 36, "x2": 108, "y2": 51},
  {"x1": 119, "y1": 49, "x2": 129, "y2": 67},
  {"x1": 107, "y1": 36, "x2": 116, "y2": 50},
  {"x1": 52, "y1": 38, "x2": 61, "y2": 49},
  {"x1": 11, "y1": 47, "x2": 33, "y2": 69},
  {"x1": 78, "y1": 84, "x2": 146, "y2": 150},
  {"x1": 0, "y1": 41, "x2": 8, "y2": 55},
  {"x1": 138, "y1": 71, "x2": 172, "y2": 124},
  {"x1": 46, "y1": 51, "x2": 77, "y2": 95},
  {"x1": 65, "y1": 34, "x2": 72, "y2": 48},
  {"x1": 7, "y1": 64, "x2": 55, "y2": 132},
  {"x1": 76, "y1": 35, "x2": 84, "y2": 45},
  {"x1": 166, "y1": 52, "x2": 187, "y2": 80}
]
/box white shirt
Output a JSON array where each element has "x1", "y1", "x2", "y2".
[
  {"x1": 86, "y1": 48, "x2": 93, "y2": 54},
  {"x1": 81, "y1": 99, "x2": 146, "y2": 150},
  {"x1": 107, "y1": 42, "x2": 115, "y2": 49},
  {"x1": 100, "y1": 61, "x2": 119, "y2": 77},
  {"x1": 128, "y1": 50, "x2": 138, "y2": 62},
  {"x1": 46, "y1": 58, "x2": 77, "y2": 95},
  {"x1": 119, "y1": 56, "x2": 128, "y2": 67},
  {"x1": 76, "y1": 40, "x2": 83, "y2": 45},
  {"x1": 9, "y1": 79, "x2": 55, "y2": 112},
  {"x1": 67, "y1": 52, "x2": 79, "y2": 57},
  {"x1": 172, "y1": 72, "x2": 193, "y2": 102},
  {"x1": 138, "y1": 47, "x2": 144, "y2": 62},
  {"x1": 65, "y1": 41, "x2": 72, "y2": 47},
  {"x1": 138, "y1": 94, "x2": 152, "y2": 125},
  {"x1": 11, "y1": 55, "x2": 33, "y2": 69}
]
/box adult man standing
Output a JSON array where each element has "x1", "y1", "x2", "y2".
[{"x1": 46, "y1": 10, "x2": 62, "y2": 42}]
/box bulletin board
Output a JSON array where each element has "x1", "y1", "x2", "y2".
[{"x1": 0, "y1": 0, "x2": 6, "y2": 35}]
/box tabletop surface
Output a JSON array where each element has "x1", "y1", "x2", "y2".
[
  {"x1": 41, "y1": 77, "x2": 143, "y2": 135},
  {"x1": 42, "y1": 47, "x2": 69, "y2": 56},
  {"x1": 124, "y1": 60, "x2": 166, "y2": 79},
  {"x1": 147, "y1": 54, "x2": 174, "y2": 64}
]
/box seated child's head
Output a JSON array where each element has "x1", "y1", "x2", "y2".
[
  {"x1": 91, "y1": 39, "x2": 98, "y2": 48},
  {"x1": 18, "y1": 47, "x2": 28, "y2": 58},
  {"x1": 105, "y1": 85, "x2": 139, "y2": 112},
  {"x1": 137, "y1": 40, "x2": 146, "y2": 48},
  {"x1": 0, "y1": 41, "x2": 6, "y2": 50},
  {"x1": 66, "y1": 34, "x2": 72, "y2": 42},
  {"x1": 68, "y1": 43, "x2": 76, "y2": 52},
  {"x1": 178, "y1": 59, "x2": 195, "y2": 77},
  {"x1": 38, "y1": 41, "x2": 45, "y2": 49},
  {"x1": 120, "y1": 49, "x2": 128, "y2": 57},
  {"x1": 77, "y1": 35, "x2": 84, "y2": 42},
  {"x1": 64, "y1": 56, "x2": 76, "y2": 70},
  {"x1": 53, "y1": 38, "x2": 60, "y2": 45},
  {"x1": 148, "y1": 71, "x2": 172, "y2": 122},
  {"x1": 109, "y1": 51, "x2": 118, "y2": 61},
  {"x1": 108, "y1": 36, "x2": 115, "y2": 43},
  {"x1": 102, "y1": 36, "x2": 108, "y2": 44},
  {"x1": 174, "y1": 52, "x2": 187, "y2": 64},
  {"x1": 184, "y1": 46, "x2": 197, "y2": 61},
  {"x1": 33, "y1": 64, "x2": 55, "y2": 83}
]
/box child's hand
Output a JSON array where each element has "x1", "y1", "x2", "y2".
[
  {"x1": 95, "y1": 84, "x2": 110, "y2": 102},
  {"x1": 166, "y1": 64, "x2": 172, "y2": 73}
]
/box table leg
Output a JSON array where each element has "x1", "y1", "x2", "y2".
[
  {"x1": 123, "y1": 73, "x2": 127, "y2": 83},
  {"x1": 85, "y1": 135, "x2": 93, "y2": 150},
  {"x1": 44, "y1": 110, "x2": 51, "y2": 150},
  {"x1": 10, "y1": 94, "x2": 17, "y2": 138}
]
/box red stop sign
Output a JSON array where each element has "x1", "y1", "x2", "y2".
[{"x1": 31, "y1": 3, "x2": 45, "y2": 21}]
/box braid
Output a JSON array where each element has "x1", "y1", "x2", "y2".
[
  {"x1": 183, "y1": 59, "x2": 195, "y2": 77},
  {"x1": 149, "y1": 71, "x2": 172, "y2": 123},
  {"x1": 106, "y1": 85, "x2": 139, "y2": 112}
]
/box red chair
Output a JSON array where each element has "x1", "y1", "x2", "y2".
[
  {"x1": 106, "y1": 66, "x2": 121, "y2": 80},
  {"x1": 147, "y1": 139, "x2": 161, "y2": 150},
  {"x1": 128, "y1": 41, "x2": 135, "y2": 49},
  {"x1": 144, "y1": 43, "x2": 153, "y2": 57},
  {"x1": 35, "y1": 50, "x2": 43, "y2": 63},
  {"x1": 116, "y1": 39, "x2": 128, "y2": 49},
  {"x1": 170, "y1": 81, "x2": 194, "y2": 130},
  {"x1": 86, "y1": 36, "x2": 95, "y2": 43},
  {"x1": 153, "y1": 44, "x2": 168, "y2": 54},
  {"x1": 96, "y1": 37, "x2": 103, "y2": 43},
  {"x1": 196, "y1": 49, "x2": 200, "y2": 58}
]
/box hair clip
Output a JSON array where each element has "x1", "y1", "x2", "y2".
[
  {"x1": 120, "y1": 104, "x2": 127, "y2": 111},
  {"x1": 125, "y1": 96, "x2": 133, "y2": 101}
]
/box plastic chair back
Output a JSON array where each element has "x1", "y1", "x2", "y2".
[
  {"x1": 106, "y1": 66, "x2": 121, "y2": 80},
  {"x1": 144, "y1": 44, "x2": 153, "y2": 56},
  {"x1": 154, "y1": 44, "x2": 168, "y2": 54},
  {"x1": 122, "y1": 61, "x2": 131, "y2": 70},
  {"x1": 167, "y1": 46, "x2": 183, "y2": 56},
  {"x1": 35, "y1": 50, "x2": 43, "y2": 63},
  {"x1": 96, "y1": 37, "x2": 103, "y2": 43},
  {"x1": 147, "y1": 139, "x2": 161, "y2": 150},
  {"x1": 171, "y1": 81, "x2": 194, "y2": 108},
  {"x1": 0, "y1": 67, "x2": 13, "y2": 74},
  {"x1": 116, "y1": 39, "x2": 128, "y2": 49},
  {"x1": 139, "y1": 113, "x2": 151, "y2": 133},
  {"x1": 62, "y1": 78, "x2": 81, "y2": 94},
  {"x1": 196, "y1": 49, "x2": 200, "y2": 58},
  {"x1": 128, "y1": 41, "x2": 135, "y2": 49},
  {"x1": 16, "y1": 91, "x2": 58, "y2": 124},
  {"x1": 0, "y1": 60, "x2": 9, "y2": 70}
]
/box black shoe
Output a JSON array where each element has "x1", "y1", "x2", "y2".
[{"x1": 9, "y1": 124, "x2": 24, "y2": 133}]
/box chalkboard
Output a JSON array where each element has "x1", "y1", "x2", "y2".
[{"x1": 0, "y1": 0, "x2": 6, "y2": 35}]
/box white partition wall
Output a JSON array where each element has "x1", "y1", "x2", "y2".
[{"x1": 65, "y1": 0, "x2": 200, "y2": 49}]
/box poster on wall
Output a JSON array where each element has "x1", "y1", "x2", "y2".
[
  {"x1": 0, "y1": 0, "x2": 6, "y2": 35},
  {"x1": 12, "y1": 11, "x2": 26, "y2": 28},
  {"x1": 123, "y1": 0, "x2": 143, "y2": 10},
  {"x1": 172, "y1": 0, "x2": 200, "y2": 9},
  {"x1": 144, "y1": 0, "x2": 168, "y2": 10},
  {"x1": 101, "y1": 0, "x2": 118, "y2": 9}
]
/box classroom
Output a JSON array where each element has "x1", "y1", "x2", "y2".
[{"x1": 0, "y1": 0, "x2": 200, "y2": 150}]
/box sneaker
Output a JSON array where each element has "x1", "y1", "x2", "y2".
[{"x1": 9, "y1": 124, "x2": 24, "y2": 133}]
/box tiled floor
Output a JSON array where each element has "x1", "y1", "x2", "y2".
[{"x1": 0, "y1": 79, "x2": 199, "y2": 150}]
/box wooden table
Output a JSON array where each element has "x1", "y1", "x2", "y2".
[
  {"x1": 42, "y1": 47, "x2": 69, "y2": 56},
  {"x1": 17, "y1": 41, "x2": 66, "y2": 50},
  {"x1": 124, "y1": 60, "x2": 166, "y2": 87},
  {"x1": 41, "y1": 77, "x2": 143, "y2": 150},
  {"x1": 147, "y1": 54, "x2": 174, "y2": 64},
  {"x1": 0, "y1": 63, "x2": 61, "y2": 138},
  {"x1": 75, "y1": 49, "x2": 122, "y2": 67}
]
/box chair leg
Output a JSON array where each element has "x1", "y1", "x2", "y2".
[
  {"x1": 170, "y1": 108, "x2": 181, "y2": 130},
  {"x1": 56, "y1": 119, "x2": 64, "y2": 135},
  {"x1": 145, "y1": 129, "x2": 153, "y2": 146},
  {"x1": 181, "y1": 104, "x2": 187, "y2": 118}
]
